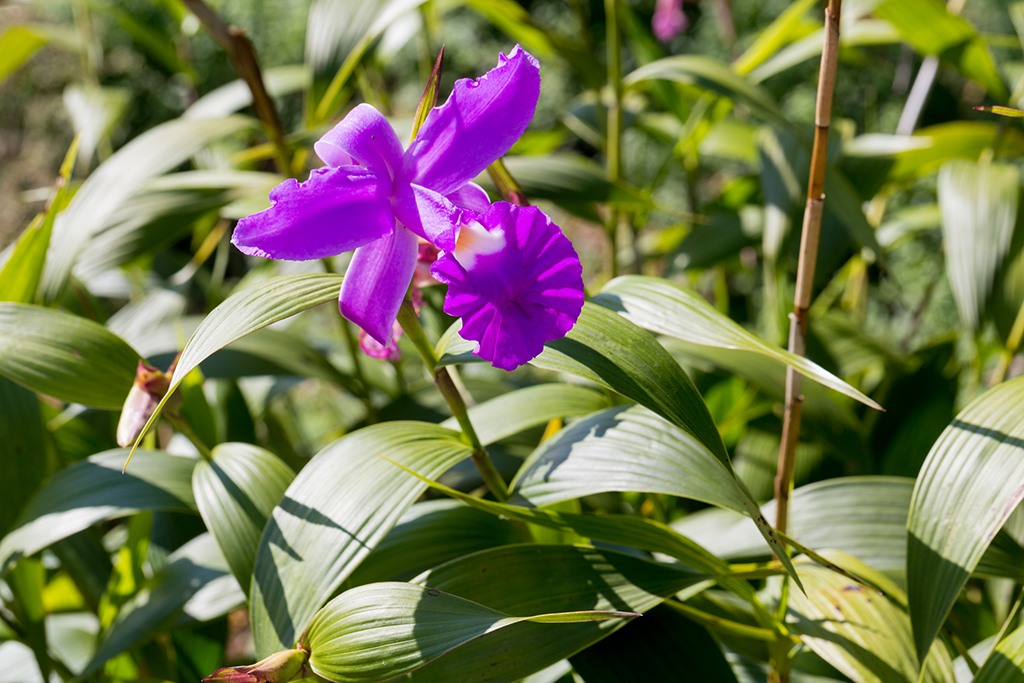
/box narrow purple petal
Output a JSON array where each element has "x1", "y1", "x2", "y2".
[
  {"x1": 232, "y1": 167, "x2": 393, "y2": 260},
  {"x1": 314, "y1": 103, "x2": 405, "y2": 178},
  {"x1": 446, "y1": 182, "x2": 492, "y2": 216},
  {"x1": 399, "y1": 46, "x2": 540, "y2": 196},
  {"x1": 340, "y1": 225, "x2": 418, "y2": 345},
  {"x1": 431, "y1": 203, "x2": 584, "y2": 371},
  {"x1": 392, "y1": 182, "x2": 462, "y2": 251}
]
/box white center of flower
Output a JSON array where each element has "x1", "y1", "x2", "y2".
[{"x1": 453, "y1": 220, "x2": 506, "y2": 270}]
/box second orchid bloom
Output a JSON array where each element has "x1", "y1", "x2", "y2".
[{"x1": 230, "y1": 45, "x2": 583, "y2": 370}]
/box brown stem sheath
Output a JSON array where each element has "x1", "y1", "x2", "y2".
[
  {"x1": 773, "y1": 0, "x2": 842, "y2": 536},
  {"x1": 180, "y1": 0, "x2": 293, "y2": 176}
]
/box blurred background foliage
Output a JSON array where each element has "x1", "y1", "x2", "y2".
[{"x1": 5, "y1": 0, "x2": 1024, "y2": 680}]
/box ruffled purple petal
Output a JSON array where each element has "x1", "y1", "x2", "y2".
[
  {"x1": 232, "y1": 166, "x2": 394, "y2": 260},
  {"x1": 399, "y1": 46, "x2": 540, "y2": 197},
  {"x1": 340, "y1": 225, "x2": 418, "y2": 345},
  {"x1": 431, "y1": 203, "x2": 584, "y2": 371},
  {"x1": 314, "y1": 103, "x2": 404, "y2": 178},
  {"x1": 446, "y1": 182, "x2": 492, "y2": 216},
  {"x1": 391, "y1": 182, "x2": 462, "y2": 251}
]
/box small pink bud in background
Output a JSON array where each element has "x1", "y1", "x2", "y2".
[
  {"x1": 203, "y1": 648, "x2": 309, "y2": 683},
  {"x1": 653, "y1": 0, "x2": 687, "y2": 42},
  {"x1": 359, "y1": 323, "x2": 403, "y2": 362}
]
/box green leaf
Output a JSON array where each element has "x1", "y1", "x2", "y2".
[
  {"x1": 0, "y1": 449, "x2": 196, "y2": 579},
  {"x1": 974, "y1": 624, "x2": 1024, "y2": 683},
  {"x1": 406, "y1": 544, "x2": 704, "y2": 682},
  {"x1": 732, "y1": 0, "x2": 818, "y2": 76},
  {"x1": 0, "y1": 303, "x2": 140, "y2": 409},
  {"x1": 0, "y1": 378, "x2": 47, "y2": 537},
  {"x1": 444, "y1": 303, "x2": 800, "y2": 587},
  {"x1": 302, "y1": 582, "x2": 637, "y2": 683},
  {"x1": 875, "y1": 0, "x2": 1005, "y2": 97},
  {"x1": 410, "y1": 47, "x2": 443, "y2": 140},
  {"x1": 594, "y1": 276, "x2": 879, "y2": 408},
  {"x1": 345, "y1": 500, "x2": 519, "y2": 587},
  {"x1": 38, "y1": 115, "x2": 254, "y2": 302},
  {"x1": 387, "y1": 455, "x2": 733, "y2": 577},
  {"x1": 680, "y1": 476, "x2": 1024, "y2": 582},
  {"x1": 975, "y1": 105, "x2": 1024, "y2": 118},
  {"x1": 440, "y1": 384, "x2": 609, "y2": 447},
  {"x1": 193, "y1": 443, "x2": 295, "y2": 595},
  {"x1": 888, "y1": 122, "x2": 1024, "y2": 182},
  {"x1": 0, "y1": 135, "x2": 78, "y2": 304},
  {"x1": 79, "y1": 534, "x2": 242, "y2": 678},
  {"x1": 938, "y1": 160, "x2": 1020, "y2": 330},
  {"x1": 789, "y1": 552, "x2": 955, "y2": 683},
  {"x1": 511, "y1": 405, "x2": 748, "y2": 513},
  {"x1": 749, "y1": 19, "x2": 901, "y2": 83},
  {"x1": 0, "y1": 26, "x2": 47, "y2": 84},
  {"x1": 570, "y1": 604, "x2": 738, "y2": 683},
  {"x1": 249, "y1": 422, "x2": 474, "y2": 655},
  {"x1": 184, "y1": 65, "x2": 311, "y2": 120},
  {"x1": 63, "y1": 84, "x2": 131, "y2": 164},
  {"x1": 908, "y1": 375, "x2": 1024, "y2": 661},
  {"x1": 475, "y1": 154, "x2": 652, "y2": 222},
  {"x1": 624, "y1": 55, "x2": 787, "y2": 125},
  {"x1": 126, "y1": 273, "x2": 346, "y2": 461}
]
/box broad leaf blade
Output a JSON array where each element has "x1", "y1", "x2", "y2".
[
  {"x1": 440, "y1": 384, "x2": 609, "y2": 447},
  {"x1": 249, "y1": 422, "x2": 474, "y2": 655},
  {"x1": 0, "y1": 378, "x2": 47, "y2": 537},
  {"x1": 511, "y1": 405, "x2": 748, "y2": 513},
  {"x1": 790, "y1": 552, "x2": 955, "y2": 683},
  {"x1": 408, "y1": 544, "x2": 704, "y2": 683},
  {"x1": 0, "y1": 303, "x2": 139, "y2": 409},
  {"x1": 974, "y1": 624, "x2": 1024, "y2": 683},
  {"x1": 0, "y1": 449, "x2": 196, "y2": 579},
  {"x1": 127, "y1": 273, "x2": 346, "y2": 461},
  {"x1": 193, "y1": 443, "x2": 295, "y2": 595},
  {"x1": 938, "y1": 160, "x2": 1020, "y2": 331},
  {"x1": 594, "y1": 276, "x2": 879, "y2": 408},
  {"x1": 908, "y1": 375, "x2": 1024, "y2": 660},
  {"x1": 303, "y1": 582, "x2": 635, "y2": 683},
  {"x1": 38, "y1": 115, "x2": 253, "y2": 301}
]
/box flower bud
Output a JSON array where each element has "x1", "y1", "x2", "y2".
[
  {"x1": 203, "y1": 648, "x2": 310, "y2": 683},
  {"x1": 115, "y1": 359, "x2": 181, "y2": 447}
]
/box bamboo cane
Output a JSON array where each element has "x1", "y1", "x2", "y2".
[{"x1": 773, "y1": 0, "x2": 842, "y2": 534}]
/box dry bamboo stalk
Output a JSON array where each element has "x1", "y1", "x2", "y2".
[
  {"x1": 773, "y1": 0, "x2": 842, "y2": 534},
  {"x1": 181, "y1": 0, "x2": 293, "y2": 176}
]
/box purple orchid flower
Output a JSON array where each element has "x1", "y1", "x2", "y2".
[
  {"x1": 432, "y1": 203, "x2": 585, "y2": 371},
  {"x1": 231, "y1": 46, "x2": 540, "y2": 346}
]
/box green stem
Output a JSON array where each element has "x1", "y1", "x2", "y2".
[
  {"x1": 605, "y1": 0, "x2": 622, "y2": 277},
  {"x1": 396, "y1": 298, "x2": 509, "y2": 502},
  {"x1": 166, "y1": 413, "x2": 212, "y2": 462},
  {"x1": 338, "y1": 313, "x2": 378, "y2": 423}
]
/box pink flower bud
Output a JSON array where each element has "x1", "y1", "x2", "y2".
[{"x1": 203, "y1": 648, "x2": 309, "y2": 683}]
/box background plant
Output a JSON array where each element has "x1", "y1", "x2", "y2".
[{"x1": 3, "y1": 0, "x2": 1024, "y2": 681}]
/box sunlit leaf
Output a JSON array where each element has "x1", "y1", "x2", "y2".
[
  {"x1": 0, "y1": 449, "x2": 196, "y2": 579},
  {"x1": 0, "y1": 303, "x2": 139, "y2": 409},
  {"x1": 193, "y1": 443, "x2": 295, "y2": 595},
  {"x1": 908, "y1": 376, "x2": 1024, "y2": 660}
]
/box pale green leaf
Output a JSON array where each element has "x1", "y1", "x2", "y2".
[
  {"x1": 0, "y1": 26, "x2": 47, "y2": 84},
  {"x1": 594, "y1": 276, "x2": 879, "y2": 408},
  {"x1": 249, "y1": 423, "x2": 474, "y2": 655},
  {"x1": 974, "y1": 624, "x2": 1024, "y2": 683},
  {"x1": 0, "y1": 449, "x2": 196, "y2": 579},
  {"x1": 193, "y1": 443, "x2": 295, "y2": 595},
  {"x1": 303, "y1": 582, "x2": 637, "y2": 683},
  {"x1": 938, "y1": 160, "x2": 1020, "y2": 330},
  {"x1": 908, "y1": 375, "x2": 1024, "y2": 660},
  {"x1": 0, "y1": 303, "x2": 139, "y2": 409}
]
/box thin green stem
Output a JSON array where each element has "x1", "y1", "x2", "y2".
[
  {"x1": 166, "y1": 413, "x2": 212, "y2": 462},
  {"x1": 396, "y1": 298, "x2": 509, "y2": 502},
  {"x1": 605, "y1": 0, "x2": 623, "y2": 277},
  {"x1": 338, "y1": 313, "x2": 378, "y2": 423}
]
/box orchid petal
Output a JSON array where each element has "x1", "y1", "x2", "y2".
[
  {"x1": 431, "y1": 203, "x2": 584, "y2": 370},
  {"x1": 399, "y1": 45, "x2": 540, "y2": 196},
  {"x1": 232, "y1": 167, "x2": 393, "y2": 260},
  {"x1": 446, "y1": 182, "x2": 492, "y2": 216},
  {"x1": 392, "y1": 182, "x2": 462, "y2": 251},
  {"x1": 314, "y1": 103, "x2": 404, "y2": 177},
  {"x1": 340, "y1": 225, "x2": 418, "y2": 345}
]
